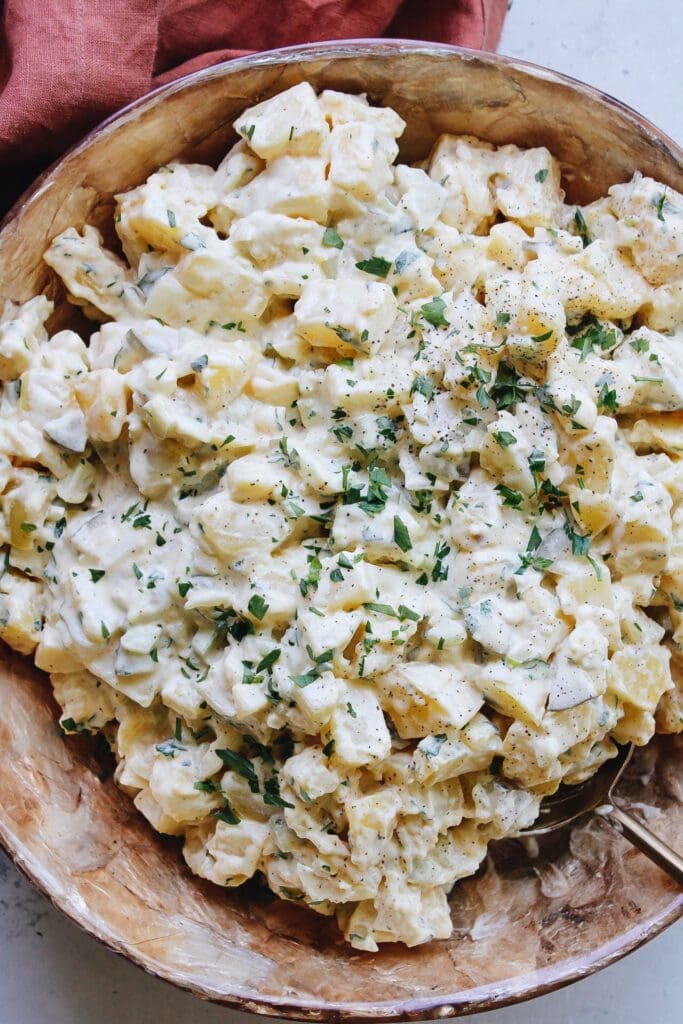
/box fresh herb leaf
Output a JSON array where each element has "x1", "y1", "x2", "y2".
[
  {"x1": 323, "y1": 226, "x2": 344, "y2": 249},
  {"x1": 539, "y1": 478, "x2": 568, "y2": 509},
  {"x1": 410, "y1": 375, "x2": 435, "y2": 402},
  {"x1": 290, "y1": 671, "x2": 320, "y2": 688},
  {"x1": 355, "y1": 255, "x2": 392, "y2": 278},
  {"x1": 597, "y1": 382, "x2": 619, "y2": 413},
  {"x1": 574, "y1": 208, "x2": 592, "y2": 246},
  {"x1": 515, "y1": 526, "x2": 553, "y2": 575},
  {"x1": 654, "y1": 192, "x2": 668, "y2": 221},
  {"x1": 263, "y1": 772, "x2": 294, "y2": 808},
  {"x1": 214, "y1": 799, "x2": 241, "y2": 825},
  {"x1": 194, "y1": 779, "x2": 218, "y2": 793},
  {"x1": 393, "y1": 515, "x2": 412, "y2": 552},
  {"x1": 398, "y1": 604, "x2": 421, "y2": 622},
  {"x1": 492, "y1": 430, "x2": 517, "y2": 448},
  {"x1": 247, "y1": 594, "x2": 269, "y2": 620},
  {"x1": 216, "y1": 748, "x2": 260, "y2": 793},
  {"x1": 570, "y1": 316, "x2": 619, "y2": 361},
  {"x1": 420, "y1": 297, "x2": 449, "y2": 327},
  {"x1": 489, "y1": 362, "x2": 532, "y2": 409},
  {"x1": 564, "y1": 519, "x2": 592, "y2": 557},
  {"x1": 363, "y1": 602, "x2": 399, "y2": 618},
  {"x1": 495, "y1": 484, "x2": 523, "y2": 508},
  {"x1": 256, "y1": 648, "x2": 281, "y2": 673}
]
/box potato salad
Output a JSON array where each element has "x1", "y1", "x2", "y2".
[{"x1": 1, "y1": 83, "x2": 683, "y2": 951}]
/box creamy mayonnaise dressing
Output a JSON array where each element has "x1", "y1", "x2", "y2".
[{"x1": 1, "y1": 83, "x2": 683, "y2": 950}]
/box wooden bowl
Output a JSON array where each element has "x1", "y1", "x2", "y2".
[{"x1": 1, "y1": 40, "x2": 682, "y2": 1020}]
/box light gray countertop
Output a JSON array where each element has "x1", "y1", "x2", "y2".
[{"x1": 1, "y1": 1, "x2": 681, "y2": 1020}]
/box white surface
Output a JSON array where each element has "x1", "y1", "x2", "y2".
[
  {"x1": 502, "y1": 0, "x2": 682, "y2": 144},
  {"x1": 1, "y1": 1, "x2": 681, "y2": 1021}
]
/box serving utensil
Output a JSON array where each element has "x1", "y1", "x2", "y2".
[{"x1": 522, "y1": 743, "x2": 683, "y2": 885}]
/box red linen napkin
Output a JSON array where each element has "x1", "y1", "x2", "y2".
[{"x1": 0, "y1": 0, "x2": 509, "y2": 214}]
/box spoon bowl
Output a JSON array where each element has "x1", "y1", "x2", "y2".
[
  {"x1": 522, "y1": 743, "x2": 633, "y2": 836},
  {"x1": 521, "y1": 743, "x2": 683, "y2": 886}
]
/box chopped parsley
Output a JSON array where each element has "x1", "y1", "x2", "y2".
[
  {"x1": 263, "y1": 772, "x2": 294, "y2": 808},
  {"x1": 431, "y1": 540, "x2": 450, "y2": 582},
  {"x1": 194, "y1": 779, "x2": 219, "y2": 794},
  {"x1": 654, "y1": 192, "x2": 668, "y2": 221},
  {"x1": 355, "y1": 256, "x2": 392, "y2": 278},
  {"x1": 214, "y1": 799, "x2": 241, "y2": 825},
  {"x1": 515, "y1": 526, "x2": 553, "y2": 575},
  {"x1": 364, "y1": 602, "x2": 399, "y2": 618},
  {"x1": 495, "y1": 484, "x2": 523, "y2": 508},
  {"x1": 256, "y1": 648, "x2": 281, "y2": 673},
  {"x1": 247, "y1": 594, "x2": 269, "y2": 620},
  {"x1": 420, "y1": 296, "x2": 449, "y2": 327},
  {"x1": 489, "y1": 362, "x2": 532, "y2": 409},
  {"x1": 569, "y1": 316, "x2": 619, "y2": 361},
  {"x1": 323, "y1": 226, "x2": 344, "y2": 249},
  {"x1": 393, "y1": 515, "x2": 413, "y2": 552},
  {"x1": 492, "y1": 430, "x2": 517, "y2": 448},
  {"x1": 216, "y1": 748, "x2": 260, "y2": 793},
  {"x1": 573, "y1": 208, "x2": 592, "y2": 246},
  {"x1": 410, "y1": 375, "x2": 435, "y2": 402},
  {"x1": 597, "y1": 382, "x2": 619, "y2": 413},
  {"x1": 342, "y1": 464, "x2": 391, "y2": 517}
]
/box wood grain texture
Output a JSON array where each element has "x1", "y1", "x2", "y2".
[{"x1": 0, "y1": 41, "x2": 681, "y2": 1020}]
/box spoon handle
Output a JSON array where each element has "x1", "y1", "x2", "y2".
[{"x1": 603, "y1": 804, "x2": 683, "y2": 886}]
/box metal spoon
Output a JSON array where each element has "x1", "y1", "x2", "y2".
[{"x1": 520, "y1": 743, "x2": 683, "y2": 885}]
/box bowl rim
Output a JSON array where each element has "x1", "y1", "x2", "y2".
[
  {"x1": 2, "y1": 35, "x2": 681, "y2": 236},
  {"x1": 0, "y1": 36, "x2": 681, "y2": 1022}
]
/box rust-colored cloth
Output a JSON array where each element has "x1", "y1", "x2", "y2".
[{"x1": 0, "y1": 0, "x2": 508, "y2": 212}]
